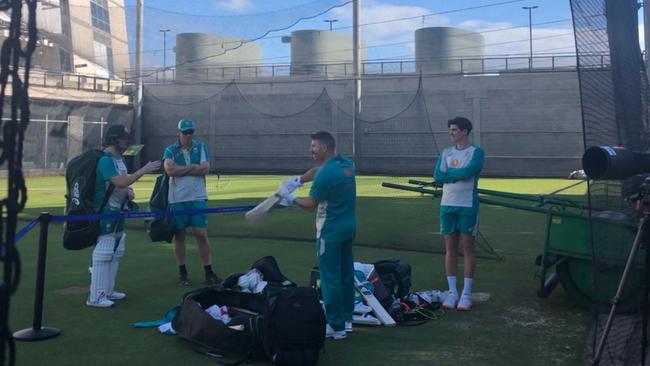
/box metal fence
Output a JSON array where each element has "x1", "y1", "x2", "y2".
[
  {"x1": 5, "y1": 116, "x2": 108, "y2": 170},
  {"x1": 126, "y1": 53, "x2": 608, "y2": 84}
]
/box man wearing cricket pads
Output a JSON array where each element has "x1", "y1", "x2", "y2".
[
  {"x1": 88, "y1": 124, "x2": 161, "y2": 307},
  {"x1": 278, "y1": 131, "x2": 356, "y2": 340},
  {"x1": 434, "y1": 116, "x2": 484, "y2": 311},
  {"x1": 163, "y1": 118, "x2": 220, "y2": 286}
]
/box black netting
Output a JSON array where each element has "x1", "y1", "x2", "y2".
[{"x1": 571, "y1": 0, "x2": 650, "y2": 364}]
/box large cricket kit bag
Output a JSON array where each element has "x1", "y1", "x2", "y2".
[
  {"x1": 172, "y1": 256, "x2": 326, "y2": 366},
  {"x1": 62, "y1": 149, "x2": 114, "y2": 250},
  {"x1": 145, "y1": 172, "x2": 175, "y2": 243},
  {"x1": 373, "y1": 259, "x2": 412, "y2": 299}
]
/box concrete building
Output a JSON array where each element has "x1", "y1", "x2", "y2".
[
  {"x1": 287, "y1": 30, "x2": 365, "y2": 77},
  {"x1": 415, "y1": 27, "x2": 485, "y2": 74},
  {"x1": 175, "y1": 33, "x2": 262, "y2": 81},
  {"x1": 0, "y1": 0, "x2": 130, "y2": 78}
]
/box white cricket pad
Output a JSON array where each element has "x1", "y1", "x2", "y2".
[
  {"x1": 107, "y1": 233, "x2": 126, "y2": 296},
  {"x1": 89, "y1": 235, "x2": 116, "y2": 303}
]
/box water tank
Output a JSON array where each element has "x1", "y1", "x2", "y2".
[
  {"x1": 289, "y1": 30, "x2": 359, "y2": 77},
  {"x1": 175, "y1": 33, "x2": 261, "y2": 81},
  {"x1": 415, "y1": 27, "x2": 485, "y2": 74}
]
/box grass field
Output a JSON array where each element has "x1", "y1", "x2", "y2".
[{"x1": 6, "y1": 175, "x2": 589, "y2": 366}]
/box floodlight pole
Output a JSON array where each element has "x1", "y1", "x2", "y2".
[
  {"x1": 643, "y1": 0, "x2": 650, "y2": 73},
  {"x1": 522, "y1": 6, "x2": 538, "y2": 70},
  {"x1": 352, "y1": 0, "x2": 360, "y2": 160},
  {"x1": 324, "y1": 19, "x2": 338, "y2": 31},
  {"x1": 133, "y1": 0, "x2": 144, "y2": 168},
  {"x1": 159, "y1": 29, "x2": 170, "y2": 83}
]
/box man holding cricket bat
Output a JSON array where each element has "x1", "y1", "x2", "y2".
[
  {"x1": 434, "y1": 117, "x2": 484, "y2": 311},
  {"x1": 278, "y1": 131, "x2": 356, "y2": 340}
]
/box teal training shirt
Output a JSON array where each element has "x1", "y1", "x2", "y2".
[
  {"x1": 94, "y1": 149, "x2": 128, "y2": 234},
  {"x1": 162, "y1": 140, "x2": 209, "y2": 203},
  {"x1": 433, "y1": 144, "x2": 484, "y2": 215},
  {"x1": 309, "y1": 155, "x2": 356, "y2": 242}
]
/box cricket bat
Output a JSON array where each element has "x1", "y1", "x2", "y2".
[
  {"x1": 245, "y1": 193, "x2": 281, "y2": 223},
  {"x1": 354, "y1": 276, "x2": 396, "y2": 326}
]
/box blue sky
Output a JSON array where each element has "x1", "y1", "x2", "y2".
[{"x1": 122, "y1": 0, "x2": 632, "y2": 69}]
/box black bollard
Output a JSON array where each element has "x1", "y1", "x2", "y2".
[{"x1": 13, "y1": 212, "x2": 60, "y2": 341}]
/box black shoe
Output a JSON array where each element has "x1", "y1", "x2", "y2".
[
  {"x1": 177, "y1": 274, "x2": 191, "y2": 286},
  {"x1": 204, "y1": 273, "x2": 222, "y2": 286}
]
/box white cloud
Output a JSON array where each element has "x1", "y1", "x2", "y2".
[
  {"x1": 215, "y1": 0, "x2": 253, "y2": 13},
  {"x1": 458, "y1": 20, "x2": 575, "y2": 57},
  {"x1": 332, "y1": 1, "x2": 448, "y2": 58},
  {"x1": 327, "y1": 1, "x2": 646, "y2": 61}
]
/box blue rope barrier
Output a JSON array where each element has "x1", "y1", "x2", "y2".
[
  {"x1": 13, "y1": 203, "x2": 275, "y2": 243},
  {"x1": 50, "y1": 205, "x2": 256, "y2": 222},
  {"x1": 14, "y1": 218, "x2": 40, "y2": 242}
]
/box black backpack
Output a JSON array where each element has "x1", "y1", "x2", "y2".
[
  {"x1": 145, "y1": 173, "x2": 175, "y2": 242},
  {"x1": 373, "y1": 259, "x2": 412, "y2": 299},
  {"x1": 262, "y1": 286, "x2": 325, "y2": 366},
  {"x1": 62, "y1": 149, "x2": 114, "y2": 250}
]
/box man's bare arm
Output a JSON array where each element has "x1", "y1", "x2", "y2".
[
  {"x1": 187, "y1": 161, "x2": 209, "y2": 176},
  {"x1": 293, "y1": 197, "x2": 318, "y2": 210},
  {"x1": 164, "y1": 159, "x2": 195, "y2": 177}
]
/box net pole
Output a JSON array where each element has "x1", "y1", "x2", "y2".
[
  {"x1": 133, "y1": 0, "x2": 144, "y2": 168},
  {"x1": 352, "y1": 0, "x2": 360, "y2": 160}
]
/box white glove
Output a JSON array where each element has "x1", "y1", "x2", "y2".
[
  {"x1": 285, "y1": 176, "x2": 303, "y2": 192},
  {"x1": 278, "y1": 193, "x2": 295, "y2": 207},
  {"x1": 278, "y1": 176, "x2": 302, "y2": 196}
]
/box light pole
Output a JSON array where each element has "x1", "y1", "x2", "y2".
[
  {"x1": 324, "y1": 19, "x2": 338, "y2": 31},
  {"x1": 159, "y1": 28, "x2": 171, "y2": 82},
  {"x1": 522, "y1": 6, "x2": 538, "y2": 69}
]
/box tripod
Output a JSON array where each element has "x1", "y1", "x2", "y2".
[{"x1": 592, "y1": 178, "x2": 650, "y2": 365}]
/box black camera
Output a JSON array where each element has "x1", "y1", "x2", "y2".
[{"x1": 582, "y1": 146, "x2": 650, "y2": 180}]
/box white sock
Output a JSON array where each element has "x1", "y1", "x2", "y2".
[
  {"x1": 462, "y1": 277, "x2": 473, "y2": 297},
  {"x1": 447, "y1": 276, "x2": 457, "y2": 294}
]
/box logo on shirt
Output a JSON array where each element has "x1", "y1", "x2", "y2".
[
  {"x1": 450, "y1": 158, "x2": 460, "y2": 167},
  {"x1": 343, "y1": 168, "x2": 353, "y2": 177}
]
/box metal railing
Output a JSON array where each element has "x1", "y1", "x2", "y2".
[
  {"x1": 125, "y1": 53, "x2": 610, "y2": 84},
  {"x1": 29, "y1": 68, "x2": 127, "y2": 94}
]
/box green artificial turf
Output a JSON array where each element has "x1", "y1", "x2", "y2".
[{"x1": 5, "y1": 175, "x2": 589, "y2": 365}]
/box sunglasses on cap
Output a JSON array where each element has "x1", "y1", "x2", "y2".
[{"x1": 181, "y1": 130, "x2": 194, "y2": 135}]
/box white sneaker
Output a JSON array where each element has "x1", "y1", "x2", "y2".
[
  {"x1": 107, "y1": 291, "x2": 126, "y2": 301},
  {"x1": 86, "y1": 296, "x2": 114, "y2": 308},
  {"x1": 353, "y1": 301, "x2": 372, "y2": 315},
  {"x1": 345, "y1": 321, "x2": 353, "y2": 333},
  {"x1": 442, "y1": 292, "x2": 458, "y2": 310},
  {"x1": 325, "y1": 324, "x2": 347, "y2": 340},
  {"x1": 457, "y1": 294, "x2": 472, "y2": 311}
]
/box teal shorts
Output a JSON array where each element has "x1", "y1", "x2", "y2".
[
  {"x1": 440, "y1": 207, "x2": 479, "y2": 236},
  {"x1": 169, "y1": 200, "x2": 208, "y2": 230}
]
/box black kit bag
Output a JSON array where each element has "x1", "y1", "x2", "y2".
[
  {"x1": 373, "y1": 259, "x2": 412, "y2": 299},
  {"x1": 262, "y1": 286, "x2": 326, "y2": 366},
  {"x1": 172, "y1": 285, "x2": 325, "y2": 366},
  {"x1": 63, "y1": 149, "x2": 114, "y2": 250},
  {"x1": 145, "y1": 173, "x2": 176, "y2": 243},
  {"x1": 171, "y1": 287, "x2": 267, "y2": 362}
]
